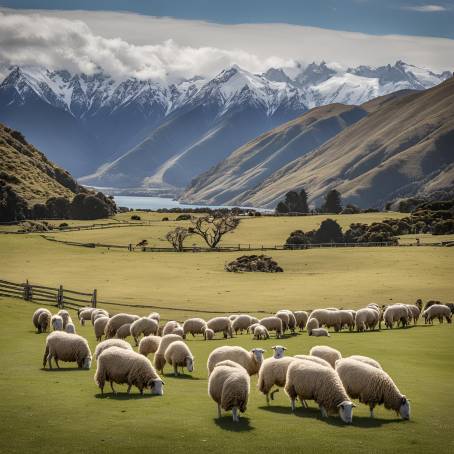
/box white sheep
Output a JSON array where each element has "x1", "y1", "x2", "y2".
[
  {"x1": 336, "y1": 358, "x2": 410, "y2": 419},
  {"x1": 423, "y1": 304, "x2": 452, "y2": 324},
  {"x1": 115, "y1": 323, "x2": 132, "y2": 340},
  {"x1": 32, "y1": 308, "x2": 52, "y2": 333},
  {"x1": 162, "y1": 320, "x2": 181, "y2": 336},
  {"x1": 259, "y1": 316, "x2": 283, "y2": 338},
  {"x1": 57, "y1": 309, "x2": 70, "y2": 328},
  {"x1": 94, "y1": 338, "x2": 133, "y2": 360},
  {"x1": 232, "y1": 315, "x2": 254, "y2": 335},
  {"x1": 306, "y1": 317, "x2": 319, "y2": 335},
  {"x1": 79, "y1": 308, "x2": 95, "y2": 326},
  {"x1": 208, "y1": 360, "x2": 250, "y2": 422},
  {"x1": 275, "y1": 311, "x2": 290, "y2": 332},
  {"x1": 405, "y1": 305, "x2": 420, "y2": 325},
  {"x1": 154, "y1": 334, "x2": 183, "y2": 373},
  {"x1": 310, "y1": 345, "x2": 342, "y2": 368},
  {"x1": 51, "y1": 314, "x2": 63, "y2": 331},
  {"x1": 228, "y1": 314, "x2": 239, "y2": 321},
  {"x1": 148, "y1": 312, "x2": 160, "y2": 322},
  {"x1": 345, "y1": 355, "x2": 382, "y2": 369},
  {"x1": 338, "y1": 310, "x2": 355, "y2": 331},
  {"x1": 285, "y1": 360, "x2": 355, "y2": 423},
  {"x1": 253, "y1": 325, "x2": 269, "y2": 340},
  {"x1": 271, "y1": 345, "x2": 287, "y2": 359},
  {"x1": 294, "y1": 311, "x2": 309, "y2": 331},
  {"x1": 384, "y1": 304, "x2": 409, "y2": 329},
  {"x1": 94, "y1": 316, "x2": 109, "y2": 342},
  {"x1": 293, "y1": 355, "x2": 331, "y2": 368},
  {"x1": 138, "y1": 335, "x2": 161, "y2": 356},
  {"x1": 91, "y1": 309, "x2": 109, "y2": 324},
  {"x1": 309, "y1": 328, "x2": 330, "y2": 337},
  {"x1": 130, "y1": 317, "x2": 159, "y2": 345},
  {"x1": 104, "y1": 313, "x2": 139, "y2": 338},
  {"x1": 355, "y1": 308, "x2": 379, "y2": 332},
  {"x1": 278, "y1": 310, "x2": 297, "y2": 332},
  {"x1": 257, "y1": 356, "x2": 295, "y2": 404},
  {"x1": 182, "y1": 318, "x2": 207, "y2": 338},
  {"x1": 308, "y1": 309, "x2": 342, "y2": 332},
  {"x1": 164, "y1": 341, "x2": 194, "y2": 376},
  {"x1": 65, "y1": 322, "x2": 76, "y2": 334},
  {"x1": 173, "y1": 326, "x2": 184, "y2": 337},
  {"x1": 207, "y1": 346, "x2": 265, "y2": 376},
  {"x1": 43, "y1": 331, "x2": 92, "y2": 369},
  {"x1": 206, "y1": 317, "x2": 233, "y2": 339},
  {"x1": 203, "y1": 328, "x2": 215, "y2": 340},
  {"x1": 95, "y1": 346, "x2": 164, "y2": 395}
]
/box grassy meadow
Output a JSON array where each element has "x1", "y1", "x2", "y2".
[{"x1": 0, "y1": 211, "x2": 453, "y2": 453}]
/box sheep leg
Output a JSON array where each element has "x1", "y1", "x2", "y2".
[
  {"x1": 290, "y1": 397, "x2": 296, "y2": 412},
  {"x1": 301, "y1": 400, "x2": 308, "y2": 408},
  {"x1": 369, "y1": 406, "x2": 375, "y2": 418},
  {"x1": 110, "y1": 381, "x2": 116, "y2": 395},
  {"x1": 55, "y1": 358, "x2": 60, "y2": 369},
  {"x1": 266, "y1": 393, "x2": 270, "y2": 405},
  {"x1": 174, "y1": 364, "x2": 179, "y2": 377},
  {"x1": 232, "y1": 407, "x2": 239, "y2": 422},
  {"x1": 217, "y1": 404, "x2": 221, "y2": 418},
  {"x1": 47, "y1": 355, "x2": 53, "y2": 369},
  {"x1": 127, "y1": 384, "x2": 132, "y2": 394},
  {"x1": 320, "y1": 406, "x2": 328, "y2": 418}
]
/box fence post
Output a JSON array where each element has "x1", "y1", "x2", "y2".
[
  {"x1": 91, "y1": 289, "x2": 97, "y2": 308},
  {"x1": 23, "y1": 279, "x2": 32, "y2": 301},
  {"x1": 57, "y1": 285, "x2": 64, "y2": 308}
]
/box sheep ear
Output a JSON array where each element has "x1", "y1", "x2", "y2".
[
  {"x1": 271, "y1": 346, "x2": 276, "y2": 349},
  {"x1": 283, "y1": 347, "x2": 287, "y2": 350}
]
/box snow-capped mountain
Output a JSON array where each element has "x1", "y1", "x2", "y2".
[{"x1": 0, "y1": 61, "x2": 451, "y2": 190}]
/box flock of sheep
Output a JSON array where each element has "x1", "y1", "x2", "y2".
[{"x1": 31, "y1": 299, "x2": 452, "y2": 423}]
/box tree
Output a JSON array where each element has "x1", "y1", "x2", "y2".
[
  {"x1": 70, "y1": 193, "x2": 87, "y2": 219},
  {"x1": 46, "y1": 197, "x2": 70, "y2": 218},
  {"x1": 82, "y1": 195, "x2": 110, "y2": 220},
  {"x1": 166, "y1": 227, "x2": 193, "y2": 251},
  {"x1": 284, "y1": 230, "x2": 310, "y2": 249},
  {"x1": 275, "y1": 188, "x2": 309, "y2": 213},
  {"x1": 314, "y1": 218, "x2": 344, "y2": 243},
  {"x1": 276, "y1": 201, "x2": 289, "y2": 214},
  {"x1": 298, "y1": 189, "x2": 309, "y2": 213},
  {"x1": 31, "y1": 203, "x2": 49, "y2": 219},
  {"x1": 191, "y1": 214, "x2": 239, "y2": 248},
  {"x1": 0, "y1": 182, "x2": 28, "y2": 221},
  {"x1": 322, "y1": 189, "x2": 342, "y2": 214}
]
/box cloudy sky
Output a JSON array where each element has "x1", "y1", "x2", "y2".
[{"x1": 0, "y1": 1, "x2": 453, "y2": 80}]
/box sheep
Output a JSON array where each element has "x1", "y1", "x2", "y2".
[
  {"x1": 259, "y1": 316, "x2": 283, "y2": 338},
  {"x1": 148, "y1": 312, "x2": 160, "y2": 322},
  {"x1": 278, "y1": 310, "x2": 297, "y2": 332},
  {"x1": 162, "y1": 320, "x2": 181, "y2": 336},
  {"x1": 115, "y1": 323, "x2": 132, "y2": 340},
  {"x1": 208, "y1": 360, "x2": 250, "y2": 422},
  {"x1": 43, "y1": 331, "x2": 92, "y2": 369},
  {"x1": 164, "y1": 341, "x2": 194, "y2": 376},
  {"x1": 275, "y1": 311, "x2": 290, "y2": 332},
  {"x1": 355, "y1": 308, "x2": 379, "y2": 332},
  {"x1": 57, "y1": 309, "x2": 70, "y2": 328},
  {"x1": 306, "y1": 317, "x2": 319, "y2": 335},
  {"x1": 138, "y1": 335, "x2": 161, "y2": 356},
  {"x1": 32, "y1": 308, "x2": 52, "y2": 333},
  {"x1": 207, "y1": 346, "x2": 265, "y2": 376},
  {"x1": 130, "y1": 317, "x2": 159, "y2": 345},
  {"x1": 51, "y1": 314, "x2": 63, "y2": 331},
  {"x1": 423, "y1": 304, "x2": 452, "y2": 324},
  {"x1": 79, "y1": 308, "x2": 95, "y2": 326},
  {"x1": 204, "y1": 328, "x2": 215, "y2": 340},
  {"x1": 232, "y1": 315, "x2": 254, "y2": 335},
  {"x1": 173, "y1": 326, "x2": 184, "y2": 337},
  {"x1": 285, "y1": 360, "x2": 355, "y2": 423},
  {"x1": 271, "y1": 345, "x2": 287, "y2": 359},
  {"x1": 94, "y1": 316, "x2": 109, "y2": 342},
  {"x1": 77, "y1": 306, "x2": 95, "y2": 318},
  {"x1": 258, "y1": 356, "x2": 295, "y2": 404},
  {"x1": 104, "y1": 313, "x2": 139, "y2": 338},
  {"x1": 182, "y1": 318, "x2": 207, "y2": 338},
  {"x1": 345, "y1": 355, "x2": 382, "y2": 369},
  {"x1": 310, "y1": 328, "x2": 330, "y2": 337},
  {"x1": 247, "y1": 322, "x2": 260, "y2": 334},
  {"x1": 95, "y1": 346, "x2": 164, "y2": 395},
  {"x1": 294, "y1": 311, "x2": 309, "y2": 331},
  {"x1": 405, "y1": 305, "x2": 420, "y2": 325},
  {"x1": 293, "y1": 355, "x2": 331, "y2": 368},
  {"x1": 384, "y1": 305, "x2": 410, "y2": 329},
  {"x1": 308, "y1": 309, "x2": 342, "y2": 332},
  {"x1": 253, "y1": 325, "x2": 269, "y2": 340},
  {"x1": 338, "y1": 310, "x2": 355, "y2": 331},
  {"x1": 65, "y1": 322, "x2": 76, "y2": 334},
  {"x1": 310, "y1": 345, "x2": 342, "y2": 368},
  {"x1": 154, "y1": 334, "x2": 183, "y2": 373},
  {"x1": 250, "y1": 316, "x2": 259, "y2": 324},
  {"x1": 94, "y1": 338, "x2": 132, "y2": 360},
  {"x1": 91, "y1": 309, "x2": 109, "y2": 324},
  {"x1": 207, "y1": 317, "x2": 233, "y2": 339},
  {"x1": 335, "y1": 358, "x2": 410, "y2": 419},
  {"x1": 228, "y1": 314, "x2": 239, "y2": 321}
]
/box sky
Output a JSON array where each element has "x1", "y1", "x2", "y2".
[{"x1": 0, "y1": 1, "x2": 453, "y2": 80}]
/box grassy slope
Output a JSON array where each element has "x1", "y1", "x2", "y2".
[{"x1": 0, "y1": 298, "x2": 453, "y2": 454}]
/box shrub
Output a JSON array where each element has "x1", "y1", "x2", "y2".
[
  {"x1": 162, "y1": 217, "x2": 169, "y2": 221},
  {"x1": 433, "y1": 219, "x2": 454, "y2": 235},
  {"x1": 176, "y1": 214, "x2": 192, "y2": 221},
  {"x1": 59, "y1": 222, "x2": 69, "y2": 230},
  {"x1": 314, "y1": 218, "x2": 344, "y2": 243},
  {"x1": 285, "y1": 230, "x2": 310, "y2": 249},
  {"x1": 46, "y1": 197, "x2": 70, "y2": 218},
  {"x1": 131, "y1": 214, "x2": 141, "y2": 221},
  {"x1": 30, "y1": 203, "x2": 49, "y2": 219},
  {"x1": 0, "y1": 181, "x2": 28, "y2": 221}
]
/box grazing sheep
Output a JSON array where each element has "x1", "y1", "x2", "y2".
[
  {"x1": 258, "y1": 356, "x2": 295, "y2": 404},
  {"x1": 275, "y1": 311, "x2": 290, "y2": 332},
  {"x1": 207, "y1": 317, "x2": 233, "y2": 339},
  {"x1": 208, "y1": 360, "x2": 250, "y2": 422},
  {"x1": 148, "y1": 312, "x2": 160, "y2": 322},
  {"x1": 183, "y1": 318, "x2": 207, "y2": 338},
  {"x1": 345, "y1": 355, "x2": 382, "y2": 369},
  {"x1": 77, "y1": 306, "x2": 95, "y2": 317},
  {"x1": 228, "y1": 314, "x2": 239, "y2": 321},
  {"x1": 423, "y1": 304, "x2": 452, "y2": 324},
  {"x1": 310, "y1": 345, "x2": 341, "y2": 368},
  {"x1": 308, "y1": 309, "x2": 342, "y2": 332},
  {"x1": 281, "y1": 310, "x2": 297, "y2": 333},
  {"x1": 294, "y1": 355, "x2": 331, "y2": 368},
  {"x1": 271, "y1": 345, "x2": 287, "y2": 359},
  {"x1": 173, "y1": 326, "x2": 184, "y2": 337},
  {"x1": 57, "y1": 309, "x2": 70, "y2": 328},
  {"x1": 247, "y1": 322, "x2": 260, "y2": 334},
  {"x1": 384, "y1": 305, "x2": 410, "y2": 329},
  {"x1": 51, "y1": 314, "x2": 63, "y2": 331},
  {"x1": 285, "y1": 360, "x2": 355, "y2": 423},
  {"x1": 43, "y1": 331, "x2": 92, "y2": 369},
  {"x1": 310, "y1": 328, "x2": 330, "y2": 337},
  {"x1": 91, "y1": 309, "x2": 109, "y2": 324},
  {"x1": 104, "y1": 313, "x2": 139, "y2": 338},
  {"x1": 207, "y1": 346, "x2": 265, "y2": 376},
  {"x1": 94, "y1": 316, "x2": 109, "y2": 342},
  {"x1": 232, "y1": 315, "x2": 254, "y2": 335},
  {"x1": 259, "y1": 316, "x2": 283, "y2": 338},
  {"x1": 138, "y1": 335, "x2": 161, "y2": 356},
  {"x1": 130, "y1": 317, "x2": 159, "y2": 345},
  {"x1": 164, "y1": 341, "x2": 194, "y2": 376},
  {"x1": 355, "y1": 308, "x2": 379, "y2": 332},
  {"x1": 95, "y1": 346, "x2": 164, "y2": 395},
  {"x1": 94, "y1": 338, "x2": 132, "y2": 360},
  {"x1": 250, "y1": 317, "x2": 259, "y2": 324},
  {"x1": 162, "y1": 320, "x2": 181, "y2": 336},
  {"x1": 306, "y1": 318, "x2": 319, "y2": 335},
  {"x1": 253, "y1": 325, "x2": 269, "y2": 340},
  {"x1": 115, "y1": 323, "x2": 132, "y2": 340},
  {"x1": 338, "y1": 310, "x2": 355, "y2": 331},
  {"x1": 204, "y1": 328, "x2": 215, "y2": 340},
  {"x1": 65, "y1": 322, "x2": 76, "y2": 334},
  {"x1": 335, "y1": 358, "x2": 410, "y2": 419},
  {"x1": 32, "y1": 308, "x2": 52, "y2": 333},
  {"x1": 294, "y1": 311, "x2": 309, "y2": 331},
  {"x1": 79, "y1": 308, "x2": 95, "y2": 326},
  {"x1": 405, "y1": 305, "x2": 420, "y2": 325},
  {"x1": 154, "y1": 334, "x2": 183, "y2": 373}
]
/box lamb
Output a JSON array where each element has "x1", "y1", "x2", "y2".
[
  {"x1": 207, "y1": 317, "x2": 233, "y2": 339},
  {"x1": 208, "y1": 360, "x2": 250, "y2": 422},
  {"x1": 153, "y1": 334, "x2": 183, "y2": 373},
  {"x1": 43, "y1": 331, "x2": 92, "y2": 369},
  {"x1": 247, "y1": 322, "x2": 260, "y2": 334},
  {"x1": 306, "y1": 317, "x2": 319, "y2": 335},
  {"x1": 148, "y1": 312, "x2": 160, "y2": 322},
  {"x1": 57, "y1": 309, "x2": 71, "y2": 328},
  {"x1": 79, "y1": 308, "x2": 95, "y2": 326},
  {"x1": 94, "y1": 316, "x2": 109, "y2": 342},
  {"x1": 335, "y1": 358, "x2": 410, "y2": 419},
  {"x1": 405, "y1": 305, "x2": 420, "y2": 325},
  {"x1": 423, "y1": 304, "x2": 452, "y2": 324},
  {"x1": 308, "y1": 309, "x2": 342, "y2": 332},
  {"x1": 207, "y1": 346, "x2": 265, "y2": 376},
  {"x1": 51, "y1": 314, "x2": 63, "y2": 331},
  {"x1": 355, "y1": 308, "x2": 379, "y2": 332},
  {"x1": 345, "y1": 355, "x2": 382, "y2": 369},
  {"x1": 203, "y1": 328, "x2": 215, "y2": 340},
  {"x1": 32, "y1": 308, "x2": 52, "y2": 333},
  {"x1": 294, "y1": 311, "x2": 309, "y2": 331},
  {"x1": 65, "y1": 322, "x2": 76, "y2": 334},
  {"x1": 104, "y1": 313, "x2": 139, "y2": 338},
  {"x1": 271, "y1": 345, "x2": 287, "y2": 359},
  {"x1": 309, "y1": 345, "x2": 342, "y2": 368},
  {"x1": 130, "y1": 317, "x2": 159, "y2": 345},
  {"x1": 232, "y1": 315, "x2": 254, "y2": 335},
  {"x1": 253, "y1": 325, "x2": 269, "y2": 340},
  {"x1": 285, "y1": 360, "x2": 355, "y2": 423},
  {"x1": 259, "y1": 316, "x2": 283, "y2": 338},
  {"x1": 94, "y1": 338, "x2": 133, "y2": 360},
  {"x1": 138, "y1": 335, "x2": 161, "y2": 356},
  {"x1": 310, "y1": 328, "x2": 330, "y2": 337},
  {"x1": 162, "y1": 320, "x2": 181, "y2": 336},
  {"x1": 115, "y1": 323, "x2": 132, "y2": 340},
  {"x1": 384, "y1": 305, "x2": 410, "y2": 329},
  {"x1": 275, "y1": 311, "x2": 290, "y2": 332},
  {"x1": 257, "y1": 356, "x2": 295, "y2": 404},
  {"x1": 95, "y1": 346, "x2": 164, "y2": 395},
  {"x1": 164, "y1": 341, "x2": 194, "y2": 376},
  {"x1": 182, "y1": 318, "x2": 207, "y2": 338}
]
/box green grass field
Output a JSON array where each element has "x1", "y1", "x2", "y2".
[{"x1": 0, "y1": 212, "x2": 453, "y2": 453}]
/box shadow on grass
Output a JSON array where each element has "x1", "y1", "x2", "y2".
[
  {"x1": 41, "y1": 367, "x2": 87, "y2": 372},
  {"x1": 214, "y1": 416, "x2": 254, "y2": 432},
  {"x1": 162, "y1": 373, "x2": 203, "y2": 380},
  {"x1": 94, "y1": 392, "x2": 160, "y2": 400}
]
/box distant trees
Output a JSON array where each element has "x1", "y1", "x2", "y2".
[
  {"x1": 0, "y1": 181, "x2": 28, "y2": 221},
  {"x1": 275, "y1": 189, "x2": 309, "y2": 214},
  {"x1": 166, "y1": 227, "x2": 193, "y2": 251},
  {"x1": 191, "y1": 214, "x2": 239, "y2": 248},
  {"x1": 322, "y1": 189, "x2": 343, "y2": 214},
  {"x1": 314, "y1": 218, "x2": 344, "y2": 243},
  {"x1": 46, "y1": 197, "x2": 70, "y2": 218}
]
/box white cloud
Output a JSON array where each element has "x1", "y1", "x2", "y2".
[
  {"x1": 401, "y1": 4, "x2": 447, "y2": 12},
  {"x1": 0, "y1": 8, "x2": 452, "y2": 80}
]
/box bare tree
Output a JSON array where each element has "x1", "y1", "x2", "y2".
[
  {"x1": 191, "y1": 214, "x2": 239, "y2": 248},
  {"x1": 166, "y1": 227, "x2": 193, "y2": 251}
]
